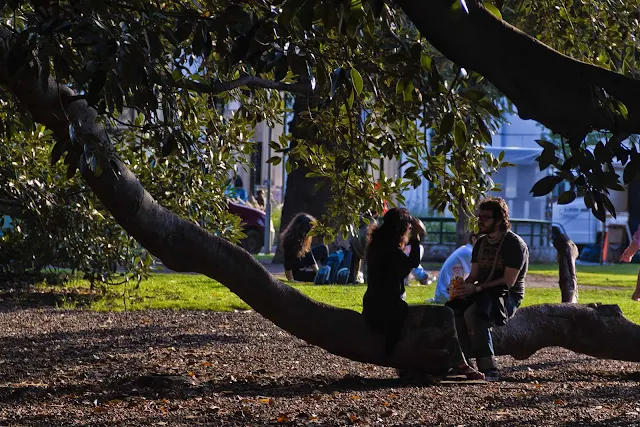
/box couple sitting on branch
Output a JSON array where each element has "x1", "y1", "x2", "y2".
[{"x1": 363, "y1": 197, "x2": 529, "y2": 382}]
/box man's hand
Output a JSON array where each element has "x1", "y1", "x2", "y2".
[{"x1": 454, "y1": 282, "x2": 476, "y2": 298}]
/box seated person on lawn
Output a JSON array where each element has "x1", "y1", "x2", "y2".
[
  {"x1": 363, "y1": 207, "x2": 484, "y2": 380},
  {"x1": 429, "y1": 233, "x2": 478, "y2": 304},
  {"x1": 281, "y1": 213, "x2": 329, "y2": 282}
]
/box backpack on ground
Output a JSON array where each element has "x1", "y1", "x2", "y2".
[
  {"x1": 314, "y1": 250, "x2": 345, "y2": 285},
  {"x1": 335, "y1": 250, "x2": 354, "y2": 284}
]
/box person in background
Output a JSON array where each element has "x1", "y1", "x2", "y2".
[
  {"x1": 280, "y1": 213, "x2": 329, "y2": 282},
  {"x1": 429, "y1": 234, "x2": 478, "y2": 304},
  {"x1": 552, "y1": 228, "x2": 579, "y2": 303},
  {"x1": 402, "y1": 222, "x2": 435, "y2": 286},
  {"x1": 619, "y1": 226, "x2": 640, "y2": 301},
  {"x1": 363, "y1": 208, "x2": 484, "y2": 380},
  {"x1": 234, "y1": 176, "x2": 247, "y2": 202},
  {"x1": 254, "y1": 189, "x2": 266, "y2": 211},
  {"x1": 447, "y1": 197, "x2": 528, "y2": 382}
]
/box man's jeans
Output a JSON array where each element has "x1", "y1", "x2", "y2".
[{"x1": 454, "y1": 294, "x2": 519, "y2": 370}]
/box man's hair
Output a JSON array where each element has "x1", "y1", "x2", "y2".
[{"x1": 478, "y1": 197, "x2": 511, "y2": 231}]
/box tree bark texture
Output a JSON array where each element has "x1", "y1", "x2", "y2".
[
  {"x1": 2, "y1": 27, "x2": 640, "y2": 371},
  {"x1": 395, "y1": 0, "x2": 640, "y2": 140},
  {"x1": 493, "y1": 303, "x2": 640, "y2": 362}
]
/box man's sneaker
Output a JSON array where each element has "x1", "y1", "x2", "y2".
[{"x1": 482, "y1": 368, "x2": 501, "y2": 382}]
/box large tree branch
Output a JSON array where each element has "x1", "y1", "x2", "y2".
[
  {"x1": 396, "y1": 0, "x2": 640, "y2": 139},
  {"x1": 2, "y1": 27, "x2": 640, "y2": 373},
  {"x1": 494, "y1": 303, "x2": 640, "y2": 361},
  {"x1": 177, "y1": 75, "x2": 312, "y2": 95}
]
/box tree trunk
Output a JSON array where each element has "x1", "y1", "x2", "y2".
[
  {"x1": 395, "y1": 0, "x2": 640, "y2": 139},
  {"x1": 273, "y1": 164, "x2": 332, "y2": 263},
  {"x1": 273, "y1": 92, "x2": 332, "y2": 264},
  {"x1": 2, "y1": 28, "x2": 640, "y2": 372}
]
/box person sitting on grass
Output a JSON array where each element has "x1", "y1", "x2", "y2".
[
  {"x1": 619, "y1": 225, "x2": 640, "y2": 301},
  {"x1": 281, "y1": 213, "x2": 329, "y2": 283},
  {"x1": 363, "y1": 207, "x2": 484, "y2": 380},
  {"x1": 428, "y1": 233, "x2": 478, "y2": 304}
]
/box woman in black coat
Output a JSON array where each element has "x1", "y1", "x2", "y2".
[{"x1": 363, "y1": 208, "x2": 483, "y2": 380}]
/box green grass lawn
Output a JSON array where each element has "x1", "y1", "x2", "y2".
[
  {"x1": 528, "y1": 262, "x2": 640, "y2": 288},
  {"x1": 49, "y1": 267, "x2": 640, "y2": 324}
]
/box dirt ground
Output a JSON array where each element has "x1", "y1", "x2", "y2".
[{"x1": 0, "y1": 288, "x2": 639, "y2": 427}]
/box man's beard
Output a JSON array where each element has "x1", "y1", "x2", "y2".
[{"x1": 480, "y1": 222, "x2": 497, "y2": 234}]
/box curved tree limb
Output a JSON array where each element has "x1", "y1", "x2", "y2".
[
  {"x1": 395, "y1": 0, "x2": 640, "y2": 139},
  {"x1": 1, "y1": 27, "x2": 640, "y2": 372},
  {"x1": 494, "y1": 303, "x2": 640, "y2": 362}
]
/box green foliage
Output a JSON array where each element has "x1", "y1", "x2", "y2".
[
  {"x1": 504, "y1": 0, "x2": 640, "y2": 220},
  {"x1": 1, "y1": 0, "x2": 639, "y2": 278},
  {"x1": 0, "y1": 118, "x2": 151, "y2": 285}
]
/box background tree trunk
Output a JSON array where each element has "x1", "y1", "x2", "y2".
[{"x1": 273, "y1": 92, "x2": 332, "y2": 263}]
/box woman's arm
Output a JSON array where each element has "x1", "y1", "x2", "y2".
[{"x1": 404, "y1": 238, "x2": 422, "y2": 268}]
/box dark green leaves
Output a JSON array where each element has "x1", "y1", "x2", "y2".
[
  {"x1": 454, "y1": 120, "x2": 467, "y2": 147},
  {"x1": 530, "y1": 174, "x2": 563, "y2": 196},
  {"x1": 350, "y1": 68, "x2": 363, "y2": 96},
  {"x1": 535, "y1": 139, "x2": 559, "y2": 171},
  {"x1": 439, "y1": 112, "x2": 454, "y2": 136},
  {"x1": 459, "y1": 89, "x2": 484, "y2": 102},
  {"x1": 557, "y1": 190, "x2": 576, "y2": 205}
]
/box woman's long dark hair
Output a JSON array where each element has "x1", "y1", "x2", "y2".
[
  {"x1": 280, "y1": 213, "x2": 315, "y2": 258},
  {"x1": 365, "y1": 208, "x2": 412, "y2": 262}
]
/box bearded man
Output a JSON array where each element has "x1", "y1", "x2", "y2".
[{"x1": 446, "y1": 197, "x2": 529, "y2": 382}]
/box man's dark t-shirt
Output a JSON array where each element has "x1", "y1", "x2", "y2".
[{"x1": 471, "y1": 231, "x2": 529, "y2": 303}]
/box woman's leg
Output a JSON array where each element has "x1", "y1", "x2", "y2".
[{"x1": 292, "y1": 269, "x2": 317, "y2": 282}]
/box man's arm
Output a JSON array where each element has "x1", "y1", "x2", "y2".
[
  {"x1": 464, "y1": 263, "x2": 479, "y2": 284},
  {"x1": 455, "y1": 266, "x2": 519, "y2": 298},
  {"x1": 475, "y1": 266, "x2": 520, "y2": 290}
]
